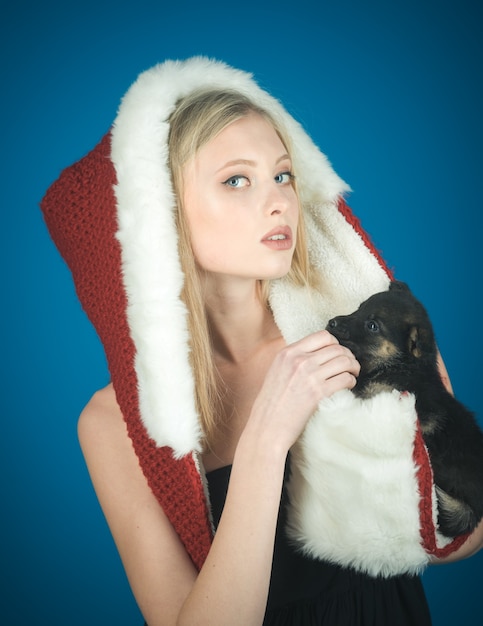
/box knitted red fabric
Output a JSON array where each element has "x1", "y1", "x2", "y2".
[
  {"x1": 337, "y1": 197, "x2": 394, "y2": 281},
  {"x1": 412, "y1": 423, "x2": 469, "y2": 557},
  {"x1": 41, "y1": 132, "x2": 465, "y2": 575},
  {"x1": 41, "y1": 133, "x2": 213, "y2": 570}
]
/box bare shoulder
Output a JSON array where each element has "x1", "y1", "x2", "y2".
[
  {"x1": 77, "y1": 382, "x2": 138, "y2": 504},
  {"x1": 78, "y1": 383, "x2": 198, "y2": 622},
  {"x1": 79, "y1": 382, "x2": 119, "y2": 427},
  {"x1": 77, "y1": 383, "x2": 127, "y2": 454}
]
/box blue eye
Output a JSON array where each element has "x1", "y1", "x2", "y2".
[
  {"x1": 222, "y1": 175, "x2": 249, "y2": 188},
  {"x1": 366, "y1": 320, "x2": 380, "y2": 332},
  {"x1": 275, "y1": 171, "x2": 295, "y2": 184}
]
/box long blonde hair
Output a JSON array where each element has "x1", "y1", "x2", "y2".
[{"x1": 168, "y1": 89, "x2": 316, "y2": 447}]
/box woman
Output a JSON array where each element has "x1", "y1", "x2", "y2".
[{"x1": 41, "y1": 57, "x2": 483, "y2": 625}]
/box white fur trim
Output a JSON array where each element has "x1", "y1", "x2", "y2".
[
  {"x1": 109, "y1": 56, "x2": 432, "y2": 577},
  {"x1": 286, "y1": 389, "x2": 430, "y2": 577},
  {"x1": 270, "y1": 207, "x2": 391, "y2": 344},
  {"x1": 109, "y1": 57, "x2": 372, "y2": 454}
]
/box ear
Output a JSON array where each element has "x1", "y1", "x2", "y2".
[
  {"x1": 408, "y1": 326, "x2": 423, "y2": 358},
  {"x1": 389, "y1": 280, "x2": 410, "y2": 293}
]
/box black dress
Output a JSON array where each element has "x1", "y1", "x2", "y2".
[{"x1": 207, "y1": 463, "x2": 432, "y2": 626}]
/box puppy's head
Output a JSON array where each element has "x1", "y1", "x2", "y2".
[{"x1": 326, "y1": 281, "x2": 436, "y2": 380}]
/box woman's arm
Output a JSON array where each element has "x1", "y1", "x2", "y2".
[
  {"x1": 437, "y1": 351, "x2": 453, "y2": 394},
  {"x1": 79, "y1": 388, "x2": 288, "y2": 625},
  {"x1": 430, "y1": 351, "x2": 483, "y2": 563},
  {"x1": 78, "y1": 331, "x2": 359, "y2": 626},
  {"x1": 78, "y1": 385, "x2": 199, "y2": 625},
  {"x1": 430, "y1": 518, "x2": 483, "y2": 564}
]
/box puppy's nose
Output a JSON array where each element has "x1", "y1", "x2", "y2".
[{"x1": 327, "y1": 316, "x2": 349, "y2": 340}]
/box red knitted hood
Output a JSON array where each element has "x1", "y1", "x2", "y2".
[{"x1": 41, "y1": 57, "x2": 463, "y2": 571}]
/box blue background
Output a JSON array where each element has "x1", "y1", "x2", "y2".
[{"x1": 2, "y1": 0, "x2": 482, "y2": 624}]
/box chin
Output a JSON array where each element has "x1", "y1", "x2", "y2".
[
  {"x1": 260, "y1": 269, "x2": 291, "y2": 282},
  {"x1": 262, "y1": 259, "x2": 294, "y2": 281}
]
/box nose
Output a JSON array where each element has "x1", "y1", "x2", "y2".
[
  {"x1": 265, "y1": 182, "x2": 293, "y2": 216},
  {"x1": 326, "y1": 316, "x2": 349, "y2": 340}
]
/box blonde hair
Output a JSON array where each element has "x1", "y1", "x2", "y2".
[{"x1": 168, "y1": 89, "x2": 316, "y2": 447}]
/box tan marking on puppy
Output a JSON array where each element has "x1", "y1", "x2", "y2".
[
  {"x1": 380, "y1": 338, "x2": 400, "y2": 358},
  {"x1": 368, "y1": 338, "x2": 400, "y2": 366}
]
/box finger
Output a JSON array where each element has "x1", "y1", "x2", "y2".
[
  {"x1": 322, "y1": 370, "x2": 358, "y2": 395},
  {"x1": 291, "y1": 330, "x2": 340, "y2": 354},
  {"x1": 316, "y1": 351, "x2": 360, "y2": 381},
  {"x1": 305, "y1": 342, "x2": 358, "y2": 371}
]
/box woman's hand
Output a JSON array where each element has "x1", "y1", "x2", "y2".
[{"x1": 247, "y1": 329, "x2": 360, "y2": 452}]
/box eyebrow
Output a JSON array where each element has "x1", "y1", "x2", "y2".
[{"x1": 216, "y1": 154, "x2": 291, "y2": 173}]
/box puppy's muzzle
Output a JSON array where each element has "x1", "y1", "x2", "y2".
[{"x1": 327, "y1": 316, "x2": 350, "y2": 340}]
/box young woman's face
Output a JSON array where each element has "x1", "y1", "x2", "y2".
[{"x1": 182, "y1": 112, "x2": 299, "y2": 284}]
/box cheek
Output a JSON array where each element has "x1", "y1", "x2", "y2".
[
  {"x1": 187, "y1": 214, "x2": 236, "y2": 270},
  {"x1": 187, "y1": 196, "x2": 247, "y2": 251},
  {"x1": 188, "y1": 221, "x2": 218, "y2": 264},
  {"x1": 183, "y1": 189, "x2": 222, "y2": 257}
]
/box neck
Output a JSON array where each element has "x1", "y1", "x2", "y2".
[{"x1": 202, "y1": 276, "x2": 280, "y2": 363}]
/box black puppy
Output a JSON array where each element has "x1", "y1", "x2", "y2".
[{"x1": 327, "y1": 281, "x2": 483, "y2": 537}]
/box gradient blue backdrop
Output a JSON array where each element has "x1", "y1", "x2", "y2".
[{"x1": 2, "y1": 0, "x2": 482, "y2": 624}]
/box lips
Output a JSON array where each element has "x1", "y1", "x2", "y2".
[{"x1": 261, "y1": 225, "x2": 293, "y2": 250}]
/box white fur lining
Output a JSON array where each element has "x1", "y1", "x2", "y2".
[
  {"x1": 108, "y1": 56, "x2": 439, "y2": 577},
  {"x1": 270, "y1": 208, "x2": 391, "y2": 344},
  {"x1": 109, "y1": 56, "x2": 387, "y2": 455},
  {"x1": 286, "y1": 389, "x2": 430, "y2": 577}
]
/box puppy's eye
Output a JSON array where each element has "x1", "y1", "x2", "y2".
[{"x1": 366, "y1": 320, "x2": 380, "y2": 333}]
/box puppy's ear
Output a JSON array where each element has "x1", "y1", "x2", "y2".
[
  {"x1": 389, "y1": 280, "x2": 410, "y2": 293},
  {"x1": 408, "y1": 326, "x2": 423, "y2": 358},
  {"x1": 408, "y1": 325, "x2": 434, "y2": 358}
]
